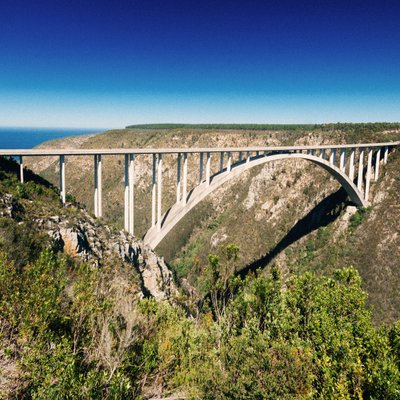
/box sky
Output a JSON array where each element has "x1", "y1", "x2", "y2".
[{"x1": 1, "y1": 0, "x2": 400, "y2": 128}]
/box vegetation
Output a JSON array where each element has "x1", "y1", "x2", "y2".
[
  {"x1": 1, "y1": 246, "x2": 400, "y2": 398},
  {"x1": 125, "y1": 122, "x2": 400, "y2": 134},
  {"x1": 1, "y1": 156, "x2": 400, "y2": 398}
]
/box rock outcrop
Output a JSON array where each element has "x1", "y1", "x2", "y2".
[{"x1": 0, "y1": 192, "x2": 177, "y2": 301}]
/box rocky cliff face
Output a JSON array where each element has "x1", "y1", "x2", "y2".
[{"x1": 0, "y1": 190, "x2": 177, "y2": 302}]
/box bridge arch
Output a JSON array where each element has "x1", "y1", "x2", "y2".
[{"x1": 144, "y1": 152, "x2": 367, "y2": 249}]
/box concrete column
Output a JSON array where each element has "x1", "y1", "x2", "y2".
[
  {"x1": 98, "y1": 155, "x2": 102, "y2": 217},
  {"x1": 124, "y1": 154, "x2": 129, "y2": 231},
  {"x1": 206, "y1": 152, "x2": 211, "y2": 187},
  {"x1": 246, "y1": 151, "x2": 250, "y2": 163},
  {"x1": 129, "y1": 154, "x2": 134, "y2": 235},
  {"x1": 183, "y1": 153, "x2": 188, "y2": 205},
  {"x1": 329, "y1": 149, "x2": 336, "y2": 165},
  {"x1": 339, "y1": 149, "x2": 346, "y2": 172},
  {"x1": 374, "y1": 149, "x2": 381, "y2": 181},
  {"x1": 199, "y1": 152, "x2": 204, "y2": 184},
  {"x1": 94, "y1": 155, "x2": 98, "y2": 217},
  {"x1": 349, "y1": 149, "x2": 355, "y2": 181},
  {"x1": 19, "y1": 156, "x2": 24, "y2": 183},
  {"x1": 383, "y1": 146, "x2": 389, "y2": 164},
  {"x1": 320, "y1": 149, "x2": 326, "y2": 159},
  {"x1": 357, "y1": 149, "x2": 364, "y2": 192},
  {"x1": 219, "y1": 152, "x2": 224, "y2": 172},
  {"x1": 239, "y1": 151, "x2": 243, "y2": 162},
  {"x1": 176, "y1": 153, "x2": 181, "y2": 203},
  {"x1": 365, "y1": 148, "x2": 373, "y2": 202},
  {"x1": 59, "y1": 155, "x2": 66, "y2": 204},
  {"x1": 227, "y1": 152, "x2": 232, "y2": 172},
  {"x1": 151, "y1": 154, "x2": 156, "y2": 227},
  {"x1": 157, "y1": 154, "x2": 162, "y2": 231}
]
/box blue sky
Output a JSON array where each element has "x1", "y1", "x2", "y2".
[{"x1": 1, "y1": 0, "x2": 400, "y2": 128}]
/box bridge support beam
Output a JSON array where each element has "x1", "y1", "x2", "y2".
[
  {"x1": 124, "y1": 155, "x2": 129, "y2": 231},
  {"x1": 365, "y1": 148, "x2": 373, "y2": 202},
  {"x1": 19, "y1": 156, "x2": 24, "y2": 183},
  {"x1": 340, "y1": 149, "x2": 346, "y2": 172},
  {"x1": 183, "y1": 153, "x2": 188, "y2": 205},
  {"x1": 320, "y1": 149, "x2": 326, "y2": 160},
  {"x1": 349, "y1": 149, "x2": 355, "y2": 181},
  {"x1": 176, "y1": 153, "x2": 181, "y2": 203},
  {"x1": 329, "y1": 149, "x2": 336, "y2": 165},
  {"x1": 199, "y1": 152, "x2": 203, "y2": 184},
  {"x1": 129, "y1": 154, "x2": 134, "y2": 235},
  {"x1": 59, "y1": 155, "x2": 66, "y2": 204},
  {"x1": 374, "y1": 149, "x2": 381, "y2": 181},
  {"x1": 151, "y1": 154, "x2": 156, "y2": 227},
  {"x1": 219, "y1": 152, "x2": 224, "y2": 172},
  {"x1": 206, "y1": 152, "x2": 211, "y2": 187},
  {"x1": 94, "y1": 155, "x2": 102, "y2": 218},
  {"x1": 383, "y1": 146, "x2": 389, "y2": 164},
  {"x1": 357, "y1": 149, "x2": 364, "y2": 192},
  {"x1": 157, "y1": 154, "x2": 162, "y2": 231},
  {"x1": 246, "y1": 151, "x2": 250, "y2": 163},
  {"x1": 227, "y1": 152, "x2": 232, "y2": 172}
]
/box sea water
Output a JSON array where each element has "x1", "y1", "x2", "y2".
[{"x1": 0, "y1": 127, "x2": 103, "y2": 149}]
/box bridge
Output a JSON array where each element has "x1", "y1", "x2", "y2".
[{"x1": 0, "y1": 141, "x2": 399, "y2": 249}]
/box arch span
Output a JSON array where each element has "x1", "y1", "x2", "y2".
[{"x1": 143, "y1": 153, "x2": 367, "y2": 249}]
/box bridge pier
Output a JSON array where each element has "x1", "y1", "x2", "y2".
[
  {"x1": 199, "y1": 152, "x2": 204, "y2": 184},
  {"x1": 320, "y1": 149, "x2": 326, "y2": 160},
  {"x1": 59, "y1": 155, "x2": 66, "y2": 204},
  {"x1": 349, "y1": 149, "x2": 355, "y2": 181},
  {"x1": 357, "y1": 148, "x2": 364, "y2": 192},
  {"x1": 94, "y1": 155, "x2": 102, "y2": 217},
  {"x1": 219, "y1": 152, "x2": 224, "y2": 172},
  {"x1": 19, "y1": 156, "x2": 24, "y2": 183},
  {"x1": 374, "y1": 149, "x2": 381, "y2": 181},
  {"x1": 365, "y1": 148, "x2": 373, "y2": 202},
  {"x1": 151, "y1": 154, "x2": 156, "y2": 227},
  {"x1": 227, "y1": 152, "x2": 232, "y2": 172},
  {"x1": 206, "y1": 152, "x2": 211, "y2": 187},
  {"x1": 246, "y1": 151, "x2": 250, "y2": 163},
  {"x1": 157, "y1": 154, "x2": 162, "y2": 231},
  {"x1": 124, "y1": 155, "x2": 129, "y2": 231},
  {"x1": 383, "y1": 146, "x2": 389, "y2": 164},
  {"x1": 339, "y1": 149, "x2": 346, "y2": 172},
  {"x1": 129, "y1": 154, "x2": 134, "y2": 234},
  {"x1": 176, "y1": 153, "x2": 181, "y2": 203},
  {"x1": 183, "y1": 153, "x2": 188, "y2": 205},
  {"x1": 329, "y1": 149, "x2": 336, "y2": 165}
]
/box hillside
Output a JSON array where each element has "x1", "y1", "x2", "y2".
[
  {"x1": 1, "y1": 149, "x2": 400, "y2": 398},
  {"x1": 25, "y1": 124, "x2": 400, "y2": 323}
]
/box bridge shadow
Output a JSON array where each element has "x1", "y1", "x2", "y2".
[{"x1": 238, "y1": 187, "x2": 351, "y2": 278}]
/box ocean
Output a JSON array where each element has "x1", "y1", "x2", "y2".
[{"x1": 0, "y1": 127, "x2": 103, "y2": 149}]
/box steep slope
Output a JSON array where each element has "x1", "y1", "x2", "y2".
[
  {"x1": 25, "y1": 125, "x2": 400, "y2": 322},
  {"x1": 0, "y1": 156, "x2": 176, "y2": 301},
  {"x1": 273, "y1": 149, "x2": 400, "y2": 324}
]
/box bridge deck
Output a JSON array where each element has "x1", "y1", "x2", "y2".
[{"x1": 0, "y1": 141, "x2": 399, "y2": 156}]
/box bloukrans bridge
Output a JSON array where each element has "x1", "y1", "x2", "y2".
[{"x1": 1, "y1": 141, "x2": 399, "y2": 249}]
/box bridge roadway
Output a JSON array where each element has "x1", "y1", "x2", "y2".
[{"x1": 0, "y1": 141, "x2": 399, "y2": 248}]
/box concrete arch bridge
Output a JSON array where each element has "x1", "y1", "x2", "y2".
[{"x1": 1, "y1": 141, "x2": 398, "y2": 249}]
